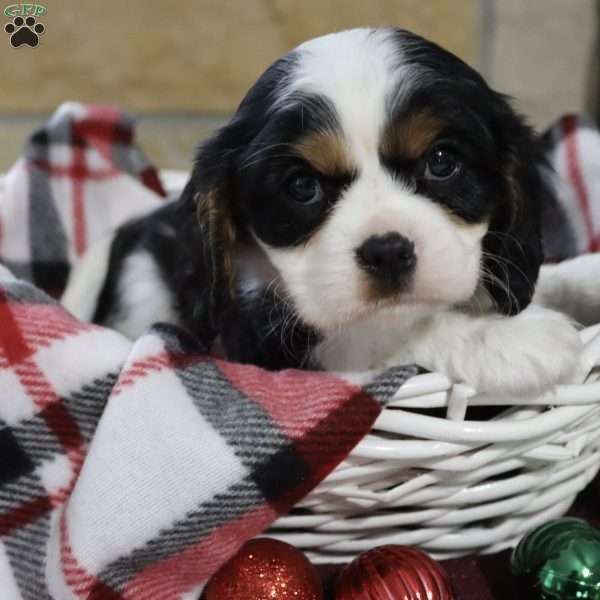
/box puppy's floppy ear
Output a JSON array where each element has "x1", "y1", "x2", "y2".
[
  {"x1": 175, "y1": 131, "x2": 242, "y2": 343},
  {"x1": 174, "y1": 53, "x2": 295, "y2": 341},
  {"x1": 481, "y1": 119, "x2": 548, "y2": 315}
]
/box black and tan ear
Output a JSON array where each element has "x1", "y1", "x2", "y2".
[
  {"x1": 172, "y1": 52, "x2": 297, "y2": 341},
  {"x1": 481, "y1": 144, "x2": 548, "y2": 315},
  {"x1": 174, "y1": 133, "x2": 241, "y2": 344}
]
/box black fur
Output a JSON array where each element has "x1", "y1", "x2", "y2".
[{"x1": 219, "y1": 287, "x2": 320, "y2": 369}]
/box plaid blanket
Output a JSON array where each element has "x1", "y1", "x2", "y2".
[
  {"x1": 0, "y1": 103, "x2": 166, "y2": 297},
  {"x1": 0, "y1": 104, "x2": 416, "y2": 599},
  {"x1": 541, "y1": 114, "x2": 600, "y2": 260},
  {"x1": 0, "y1": 103, "x2": 599, "y2": 599}
]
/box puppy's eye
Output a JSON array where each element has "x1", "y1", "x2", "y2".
[
  {"x1": 287, "y1": 174, "x2": 322, "y2": 204},
  {"x1": 424, "y1": 147, "x2": 462, "y2": 181}
]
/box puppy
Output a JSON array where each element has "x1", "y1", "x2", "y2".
[{"x1": 62, "y1": 28, "x2": 583, "y2": 394}]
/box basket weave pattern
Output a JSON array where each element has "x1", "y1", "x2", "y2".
[{"x1": 271, "y1": 324, "x2": 600, "y2": 562}]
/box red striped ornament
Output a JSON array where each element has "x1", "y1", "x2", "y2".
[{"x1": 335, "y1": 545, "x2": 454, "y2": 600}]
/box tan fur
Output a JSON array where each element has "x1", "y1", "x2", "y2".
[
  {"x1": 196, "y1": 188, "x2": 237, "y2": 301},
  {"x1": 382, "y1": 110, "x2": 446, "y2": 160},
  {"x1": 294, "y1": 130, "x2": 355, "y2": 176}
]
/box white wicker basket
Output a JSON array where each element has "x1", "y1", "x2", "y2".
[
  {"x1": 114, "y1": 172, "x2": 600, "y2": 562},
  {"x1": 270, "y1": 324, "x2": 600, "y2": 562}
]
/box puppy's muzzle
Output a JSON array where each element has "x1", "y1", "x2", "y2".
[{"x1": 355, "y1": 232, "x2": 416, "y2": 289}]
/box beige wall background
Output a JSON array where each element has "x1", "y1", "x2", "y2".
[
  {"x1": 1, "y1": 1, "x2": 598, "y2": 172},
  {"x1": 0, "y1": 0, "x2": 476, "y2": 113},
  {"x1": 487, "y1": 0, "x2": 599, "y2": 130}
]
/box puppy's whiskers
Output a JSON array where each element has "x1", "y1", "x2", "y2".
[
  {"x1": 482, "y1": 249, "x2": 534, "y2": 297},
  {"x1": 480, "y1": 255, "x2": 519, "y2": 314},
  {"x1": 485, "y1": 230, "x2": 527, "y2": 257}
]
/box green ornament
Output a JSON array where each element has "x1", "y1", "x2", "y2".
[{"x1": 512, "y1": 518, "x2": 600, "y2": 599}]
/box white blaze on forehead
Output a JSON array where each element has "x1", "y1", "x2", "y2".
[{"x1": 282, "y1": 28, "x2": 409, "y2": 161}]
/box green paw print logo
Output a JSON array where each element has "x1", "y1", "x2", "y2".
[{"x1": 3, "y1": 3, "x2": 46, "y2": 48}]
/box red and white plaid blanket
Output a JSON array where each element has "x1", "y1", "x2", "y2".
[
  {"x1": 0, "y1": 103, "x2": 599, "y2": 599},
  {"x1": 541, "y1": 114, "x2": 600, "y2": 260},
  {"x1": 0, "y1": 103, "x2": 417, "y2": 599}
]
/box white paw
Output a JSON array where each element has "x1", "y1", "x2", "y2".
[{"x1": 447, "y1": 308, "x2": 582, "y2": 394}]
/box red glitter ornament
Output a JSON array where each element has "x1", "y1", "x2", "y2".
[
  {"x1": 335, "y1": 545, "x2": 454, "y2": 600},
  {"x1": 204, "y1": 538, "x2": 323, "y2": 600}
]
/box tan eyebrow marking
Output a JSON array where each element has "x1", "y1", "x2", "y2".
[
  {"x1": 293, "y1": 130, "x2": 355, "y2": 176},
  {"x1": 381, "y1": 110, "x2": 447, "y2": 160}
]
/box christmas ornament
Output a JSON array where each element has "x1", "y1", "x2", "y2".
[
  {"x1": 204, "y1": 537, "x2": 323, "y2": 600},
  {"x1": 512, "y1": 517, "x2": 600, "y2": 599},
  {"x1": 334, "y1": 545, "x2": 454, "y2": 599}
]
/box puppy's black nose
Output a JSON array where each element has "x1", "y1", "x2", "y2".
[{"x1": 355, "y1": 232, "x2": 416, "y2": 284}]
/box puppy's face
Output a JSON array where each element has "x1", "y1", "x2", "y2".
[{"x1": 192, "y1": 28, "x2": 546, "y2": 335}]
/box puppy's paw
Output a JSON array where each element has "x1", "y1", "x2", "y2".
[{"x1": 447, "y1": 308, "x2": 583, "y2": 395}]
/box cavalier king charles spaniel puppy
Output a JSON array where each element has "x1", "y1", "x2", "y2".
[{"x1": 63, "y1": 28, "x2": 584, "y2": 394}]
